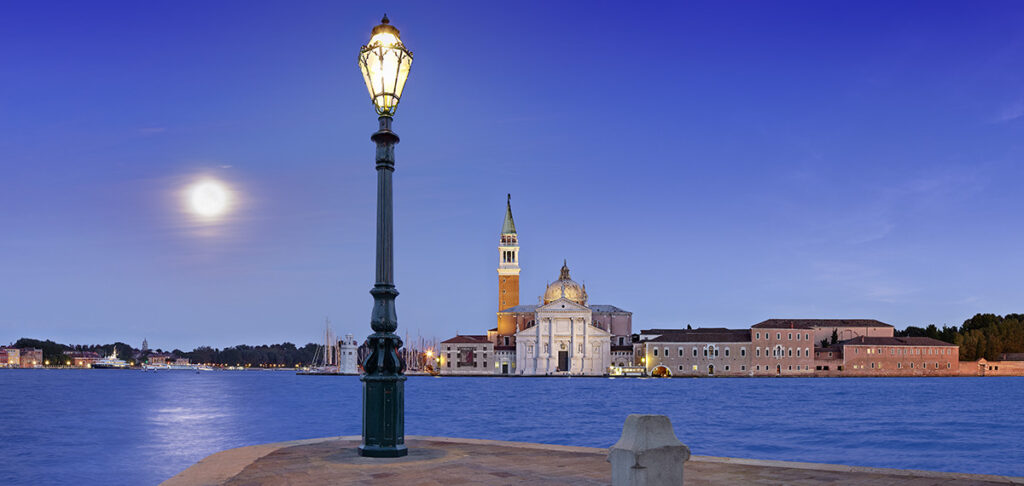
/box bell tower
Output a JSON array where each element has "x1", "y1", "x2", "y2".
[{"x1": 498, "y1": 194, "x2": 520, "y2": 312}]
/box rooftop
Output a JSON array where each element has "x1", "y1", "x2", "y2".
[
  {"x1": 646, "y1": 329, "x2": 752, "y2": 343},
  {"x1": 752, "y1": 319, "x2": 894, "y2": 329},
  {"x1": 441, "y1": 335, "x2": 492, "y2": 344},
  {"x1": 839, "y1": 336, "x2": 957, "y2": 347}
]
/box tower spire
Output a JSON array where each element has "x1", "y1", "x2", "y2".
[{"x1": 501, "y1": 193, "x2": 516, "y2": 235}]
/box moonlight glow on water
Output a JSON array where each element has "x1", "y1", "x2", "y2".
[{"x1": 1, "y1": 372, "x2": 1022, "y2": 485}]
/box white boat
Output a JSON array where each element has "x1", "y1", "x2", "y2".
[
  {"x1": 297, "y1": 319, "x2": 341, "y2": 375},
  {"x1": 92, "y1": 348, "x2": 129, "y2": 369}
]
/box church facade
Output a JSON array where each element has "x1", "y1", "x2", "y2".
[{"x1": 442, "y1": 195, "x2": 633, "y2": 376}]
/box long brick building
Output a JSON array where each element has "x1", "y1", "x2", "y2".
[{"x1": 638, "y1": 319, "x2": 961, "y2": 377}]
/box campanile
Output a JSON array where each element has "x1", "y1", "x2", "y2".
[{"x1": 498, "y1": 194, "x2": 520, "y2": 311}]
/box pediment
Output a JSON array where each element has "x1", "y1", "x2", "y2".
[{"x1": 537, "y1": 297, "x2": 589, "y2": 312}]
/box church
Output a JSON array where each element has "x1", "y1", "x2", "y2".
[{"x1": 442, "y1": 195, "x2": 633, "y2": 376}]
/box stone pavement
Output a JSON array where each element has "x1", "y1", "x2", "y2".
[{"x1": 163, "y1": 436, "x2": 1024, "y2": 486}]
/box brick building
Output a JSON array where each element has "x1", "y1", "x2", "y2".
[
  {"x1": 19, "y1": 348, "x2": 43, "y2": 368},
  {"x1": 639, "y1": 329, "x2": 752, "y2": 377},
  {"x1": 0, "y1": 347, "x2": 20, "y2": 367},
  {"x1": 440, "y1": 335, "x2": 494, "y2": 375},
  {"x1": 837, "y1": 336, "x2": 959, "y2": 376},
  {"x1": 751, "y1": 319, "x2": 896, "y2": 376}
]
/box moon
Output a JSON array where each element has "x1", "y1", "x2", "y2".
[{"x1": 188, "y1": 180, "x2": 231, "y2": 217}]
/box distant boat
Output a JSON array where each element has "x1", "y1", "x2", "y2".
[
  {"x1": 92, "y1": 348, "x2": 129, "y2": 369},
  {"x1": 298, "y1": 318, "x2": 342, "y2": 375}
]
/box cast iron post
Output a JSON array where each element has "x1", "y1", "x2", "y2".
[{"x1": 359, "y1": 114, "x2": 407, "y2": 457}]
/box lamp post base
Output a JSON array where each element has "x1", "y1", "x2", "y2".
[{"x1": 359, "y1": 361, "x2": 407, "y2": 457}]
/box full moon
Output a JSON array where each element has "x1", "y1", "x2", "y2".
[{"x1": 188, "y1": 180, "x2": 231, "y2": 217}]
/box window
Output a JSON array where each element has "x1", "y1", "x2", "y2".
[
  {"x1": 653, "y1": 348, "x2": 658, "y2": 357},
  {"x1": 788, "y1": 365, "x2": 792, "y2": 370},
  {"x1": 910, "y1": 362, "x2": 914, "y2": 368},
  {"x1": 483, "y1": 361, "x2": 487, "y2": 368},
  {"x1": 740, "y1": 348, "x2": 746, "y2": 357},
  {"x1": 757, "y1": 365, "x2": 761, "y2": 371},
  {"x1": 703, "y1": 348, "x2": 708, "y2": 357},
  {"x1": 678, "y1": 347, "x2": 683, "y2": 357},
  {"x1": 947, "y1": 363, "x2": 951, "y2": 369},
  {"x1": 692, "y1": 365, "x2": 697, "y2": 371},
  {"x1": 725, "y1": 348, "x2": 730, "y2": 357},
  {"x1": 725, "y1": 365, "x2": 730, "y2": 371},
  {"x1": 871, "y1": 362, "x2": 875, "y2": 369},
  {"x1": 796, "y1": 333, "x2": 801, "y2": 340},
  {"x1": 756, "y1": 348, "x2": 761, "y2": 357},
  {"x1": 806, "y1": 347, "x2": 810, "y2": 356},
  {"x1": 796, "y1": 348, "x2": 801, "y2": 357},
  {"x1": 664, "y1": 347, "x2": 669, "y2": 356},
  {"x1": 679, "y1": 365, "x2": 684, "y2": 371},
  {"x1": 805, "y1": 333, "x2": 809, "y2": 340},
  {"x1": 828, "y1": 352, "x2": 833, "y2": 357},
  {"x1": 788, "y1": 333, "x2": 793, "y2": 340},
  {"x1": 714, "y1": 348, "x2": 719, "y2": 357},
  {"x1": 897, "y1": 362, "x2": 902, "y2": 369},
  {"x1": 756, "y1": 332, "x2": 760, "y2": 340},
  {"x1": 777, "y1": 333, "x2": 781, "y2": 340},
  {"x1": 446, "y1": 361, "x2": 450, "y2": 368},
  {"x1": 788, "y1": 348, "x2": 792, "y2": 357},
  {"x1": 741, "y1": 365, "x2": 746, "y2": 371},
  {"x1": 544, "y1": 344, "x2": 549, "y2": 353},
  {"x1": 692, "y1": 348, "x2": 697, "y2": 357},
  {"x1": 504, "y1": 337, "x2": 510, "y2": 346}
]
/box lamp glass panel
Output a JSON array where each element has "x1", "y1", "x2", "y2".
[{"x1": 358, "y1": 32, "x2": 412, "y2": 115}]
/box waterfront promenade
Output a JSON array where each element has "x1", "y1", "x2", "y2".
[{"x1": 165, "y1": 436, "x2": 1024, "y2": 485}]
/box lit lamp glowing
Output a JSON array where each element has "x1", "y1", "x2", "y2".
[{"x1": 356, "y1": 14, "x2": 413, "y2": 458}]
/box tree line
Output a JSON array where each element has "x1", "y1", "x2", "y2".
[{"x1": 10, "y1": 338, "x2": 326, "y2": 367}]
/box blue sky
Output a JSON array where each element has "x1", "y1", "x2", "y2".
[{"x1": 1, "y1": 1, "x2": 1023, "y2": 350}]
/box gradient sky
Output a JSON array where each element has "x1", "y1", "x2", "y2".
[{"x1": 2, "y1": 1, "x2": 1023, "y2": 350}]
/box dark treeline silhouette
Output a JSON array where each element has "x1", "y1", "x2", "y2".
[
  {"x1": 896, "y1": 313, "x2": 1024, "y2": 361},
  {"x1": 10, "y1": 338, "x2": 334, "y2": 367},
  {"x1": 185, "y1": 343, "x2": 320, "y2": 367}
]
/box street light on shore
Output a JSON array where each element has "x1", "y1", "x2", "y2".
[{"x1": 356, "y1": 14, "x2": 413, "y2": 458}]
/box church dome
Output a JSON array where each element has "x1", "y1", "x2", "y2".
[{"x1": 543, "y1": 260, "x2": 587, "y2": 306}]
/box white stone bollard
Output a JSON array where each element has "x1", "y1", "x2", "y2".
[{"x1": 607, "y1": 414, "x2": 691, "y2": 486}]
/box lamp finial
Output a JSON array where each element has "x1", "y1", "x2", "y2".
[{"x1": 381, "y1": 14, "x2": 390, "y2": 24}]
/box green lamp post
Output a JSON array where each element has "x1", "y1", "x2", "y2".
[{"x1": 356, "y1": 14, "x2": 413, "y2": 458}]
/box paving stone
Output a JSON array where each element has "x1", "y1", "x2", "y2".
[{"x1": 162, "y1": 436, "x2": 1024, "y2": 486}]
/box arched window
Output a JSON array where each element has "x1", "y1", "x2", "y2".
[{"x1": 653, "y1": 348, "x2": 658, "y2": 357}]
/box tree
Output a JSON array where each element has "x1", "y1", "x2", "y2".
[
  {"x1": 830, "y1": 329, "x2": 839, "y2": 345},
  {"x1": 819, "y1": 339, "x2": 829, "y2": 348}
]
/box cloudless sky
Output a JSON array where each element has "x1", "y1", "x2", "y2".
[{"x1": 2, "y1": 1, "x2": 1023, "y2": 350}]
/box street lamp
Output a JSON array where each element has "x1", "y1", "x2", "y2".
[{"x1": 356, "y1": 14, "x2": 413, "y2": 458}]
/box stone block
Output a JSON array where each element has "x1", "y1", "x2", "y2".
[{"x1": 607, "y1": 414, "x2": 690, "y2": 486}]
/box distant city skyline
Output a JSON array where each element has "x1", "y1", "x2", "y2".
[{"x1": 2, "y1": 1, "x2": 1023, "y2": 350}]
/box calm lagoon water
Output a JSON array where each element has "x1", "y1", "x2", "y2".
[{"x1": 1, "y1": 371, "x2": 1022, "y2": 485}]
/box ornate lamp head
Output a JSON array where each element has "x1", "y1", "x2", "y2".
[{"x1": 358, "y1": 15, "x2": 413, "y2": 116}]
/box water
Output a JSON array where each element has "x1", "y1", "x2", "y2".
[{"x1": 1, "y1": 371, "x2": 1022, "y2": 485}]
